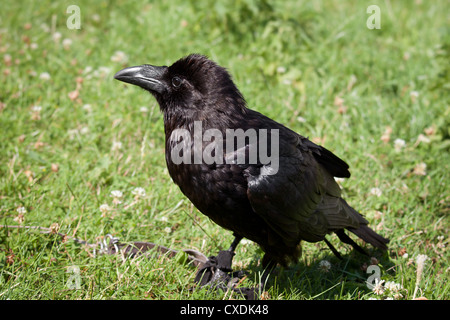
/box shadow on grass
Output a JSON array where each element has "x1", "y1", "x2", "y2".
[{"x1": 235, "y1": 245, "x2": 394, "y2": 300}]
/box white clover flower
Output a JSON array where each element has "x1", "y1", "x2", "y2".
[
  {"x1": 413, "y1": 162, "x2": 427, "y2": 176},
  {"x1": 164, "y1": 227, "x2": 172, "y2": 234},
  {"x1": 99, "y1": 204, "x2": 111, "y2": 214},
  {"x1": 318, "y1": 260, "x2": 331, "y2": 272},
  {"x1": 62, "y1": 38, "x2": 73, "y2": 50},
  {"x1": 98, "y1": 66, "x2": 112, "y2": 74},
  {"x1": 79, "y1": 126, "x2": 89, "y2": 135},
  {"x1": 132, "y1": 187, "x2": 146, "y2": 199},
  {"x1": 110, "y1": 190, "x2": 123, "y2": 205},
  {"x1": 160, "y1": 216, "x2": 168, "y2": 223},
  {"x1": 17, "y1": 206, "x2": 27, "y2": 214},
  {"x1": 49, "y1": 222, "x2": 60, "y2": 234},
  {"x1": 370, "y1": 187, "x2": 382, "y2": 197},
  {"x1": 82, "y1": 104, "x2": 92, "y2": 113},
  {"x1": 30, "y1": 43, "x2": 38, "y2": 50},
  {"x1": 416, "y1": 134, "x2": 430, "y2": 144},
  {"x1": 384, "y1": 281, "x2": 404, "y2": 299},
  {"x1": 93, "y1": 66, "x2": 112, "y2": 79},
  {"x1": 410, "y1": 91, "x2": 419, "y2": 103},
  {"x1": 111, "y1": 51, "x2": 128, "y2": 63},
  {"x1": 14, "y1": 214, "x2": 25, "y2": 224},
  {"x1": 67, "y1": 129, "x2": 78, "y2": 140},
  {"x1": 40, "y1": 23, "x2": 50, "y2": 33},
  {"x1": 92, "y1": 14, "x2": 101, "y2": 22},
  {"x1": 372, "y1": 279, "x2": 385, "y2": 295},
  {"x1": 111, "y1": 141, "x2": 122, "y2": 152},
  {"x1": 83, "y1": 66, "x2": 93, "y2": 74},
  {"x1": 394, "y1": 138, "x2": 406, "y2": 152},
  {"x1": 140, "y1": 106, "x2": 149, "y2": 113},
  {"x1": 39, "y1": 72, "x2": 51, "y2": 81},
  {"x1": 31, "y1": 105, "x2": 42, "y2": 113},
  {"x1": 276, "y1": 66, "x2": 286, "y2": 74},
  {"x1": 415, "y1": 254, "x2": 428, "y2": 266},
  {"x1": 3, "y1": 54, "x2": 12, "y2": 66},
  {"x1": 110, "y1": 190, "x2": 123, "y2": 198},
  {"x1": 384, "y1": 281, "x2": 403, "y2": 292},
  {"x1": 52, "y1": 32, "x2": 62, "y2": 42}
]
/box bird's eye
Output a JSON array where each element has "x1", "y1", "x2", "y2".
[{"x1": 172, "y1": 76, "x2": 182, "y2": 88}]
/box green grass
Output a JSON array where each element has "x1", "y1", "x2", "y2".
[{"x1": 0, "y1": 0, "x2": 448, "y2": 300}]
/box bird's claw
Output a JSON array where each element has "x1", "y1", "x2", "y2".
[
  {"x1": 194, "y1": 250, "x2": 238, "y2": 286},
  {"x1": 194, "y1": 250, "x2": 257, "y2": 300}
]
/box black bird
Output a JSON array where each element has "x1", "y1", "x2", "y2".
[{"x1": 114, "y1": 54, "x2": 389, "y2": 290}]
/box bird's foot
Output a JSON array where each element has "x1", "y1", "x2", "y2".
[{"x1": 194, "y1": 250, "x2": 257, "y2": 300}]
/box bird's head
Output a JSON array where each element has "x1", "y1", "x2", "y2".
[{"x1": 114, "y1": 54, "x2": 246, "y2": 115}]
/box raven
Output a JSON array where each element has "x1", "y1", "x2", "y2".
[{"x1": 114, "y1": 54, "x2": 389, "y2": 288}]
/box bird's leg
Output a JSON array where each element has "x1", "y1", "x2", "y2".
[
  {"x1": 231, "y1": 255, "x2": 277, "y2": 300},
  {"x1": 194, "y1": 235, "x2": 246, "y2": 293},
  {"x1": 194, "y1": 235, "x2": 275, "y2": 300},
  {"x1": 215, "y1": 234, "x2": 243, "y2": 271},
  {"x1": 228, "y1": 235, "x2": 243, "y2": 252}
]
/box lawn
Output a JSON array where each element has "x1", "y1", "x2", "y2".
[{"x1": 0, "y1": 0, "x2": 448, "y2": 300}]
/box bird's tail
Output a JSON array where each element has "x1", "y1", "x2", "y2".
[
  {"x1": 328, "y1": 198, "x2": 390, "y2": 254},
  {"x1": 347, "y1": 224, "x2": 389, "y2": 250},
  {"x1": 340, "y1": 198, "x2": 390, "y2": 252}
]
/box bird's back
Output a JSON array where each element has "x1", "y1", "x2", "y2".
[{"x1": 162, "y1": 107, "x2": 387, "y2": 265}]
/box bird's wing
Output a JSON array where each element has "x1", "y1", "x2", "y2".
[
  {"x1": 299, "y1": 137, "x2": 351, "y2": 178},
  {"x1": 243, "y1": 123, "x2": 359, "y2": 246}
]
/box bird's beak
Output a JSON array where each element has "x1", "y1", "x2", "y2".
[{"x1": 114, "y1": 64, "x2": 167, "y2": 94}]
